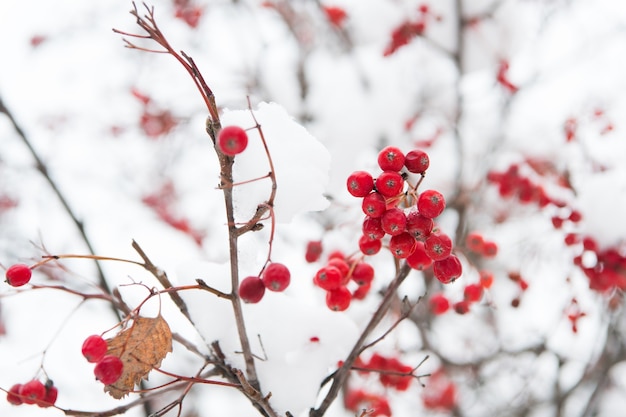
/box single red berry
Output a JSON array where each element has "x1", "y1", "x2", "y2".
[
  {"x1": 5, "y1": 264, "x2": 32, "y2": 287},
  {"x1": 433, "y1": 255, "x2": 462, "y2": 283},
  {"x1": 375, "y1": 171, "x2": 404, "y2": 198},
  {"x1": 40, "y1": 383, "x2": 58, "y2": 408},
  {"x1": 352, "y1": 282, "x2": 372, "y2": 300},
  {"x1": 429, "y1": 293, "x2": 450, "y2": 315},
  {"x1": 262, "y1": 262, "x2": 291, "y2": 292},
  {"x1": 19, "y1": 380, "x2": 46, "y2": 405},
  {"x1": 377, "y1": 146, "x2": 405, "y2": 171},
  {"x1": 82, "y1": 334, "x2": 108, "y2": 363},
  {"x1": 7, "y1": 383, "x2": 23, "y2": 405},
  {"x1": 217, "y1": 125, "x2": 248, "y2": 156},
  {"x1": 305, "y1": 240, "x2": 323, "y2": 263},
  {"x1": 479, "y1": 270, "x2": 494, "y2": 289},
  {"x1": 463, "y1": 283, "x2": 484, "y2": 303},
  {"x1": 551, "y1": 216, "x2": 564, "y2": 229},
  {"x1": 569, "y1": 210, "x2": 582, "y2": 223},
  {"x1": 417, "y1": 189, "x2": 446, "y2": 218},
  {"x1": 404, "y1": 149, "x2": 430, "y2": 173},
  {"x1": 465, "y1": 232, "x2": 484, "y2": 252},
  {"x1": 481, "y1": 240, "x2": 498, "y2": 258},
  {"x1": 564, "y1": 233, "x2": 579, "y2": 246},
  {"x1": 347, "y1": 171, "x2": 374, "y2": 197},
  {"x1": 406, "y1": 241, "x2": 433, "y2": 270},
  {"x1": 424, "y1": 233, "x2": 453, "y2": 261},
  {"x1": 314, "y1": 266, "x2": 343, "y2": 290},
  {"x1": 94, "y1": 355, "x2": 124, "y2": 385},
  {"x1": 238, "y1": 276, "x2": 266, "y2": 303},
  {"x1": 361, "y1": 192, "x2": 387, "y2": 218},
  {"x1": 358, "y1": 235, "x2": 382, "y2": 255},
  {"x1": 406, "y1": 210, "x2": 434, "y2": 238},
  {"x1": 380, "y1": 208, "x2": 407, "y2": 236},
  {"x1": 389, "y1": 232, "x2": 417, "y2": 258},
  {"x1": 325, "y1": 286, "x2": 351, "y2": 311},
  {"x1": 453, "y1": 300, "x2": 470, "y2": 314},
  {"x1": 582, "y1": 237, "x2": 598, "y2": 252},
  {"x1": 352, "y1": 262, "x2": 375, "y2": 286},
  {"x1": 362, "y1": 216, "x2": 385, "y2": 240}
]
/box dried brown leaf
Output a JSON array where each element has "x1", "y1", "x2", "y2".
[{"x1": 104, "y1": 315, "x2": 172, "y2": 399}]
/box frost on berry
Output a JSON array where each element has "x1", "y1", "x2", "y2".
[
  {"x1": 238, "y1": 276, "x2": 266, "y2": 303},
  {"x1": 406, "y1": 241, "x2": 432, "y2": 270},
  {"x1": 82, "y1": 334, "x2": 108, "y2": 363},
  {"x1": 262, "y1": 262, "x2": 291, "y2": 292},
  {"x1": 377, "y1": 146, "x2": 405, "y2": 171},
  {"x1": 347, "y1": 171, "x2": 374, "y2": 197},
  {"x1": 381, "y1": 207, "x2": 407, "y2": 236},
  {"x1": 5, "y1": 263, "x2": 32, "y2": 287},
  {"x1": 417, "y1": 189, "x2": 446, "y2": 218},
  {"x1": 94, "y1": 355, "x2": 124, "y2": 385},
  {"x1": 433, "y1": 255, "x2": 463, "y2": 283},
  {"x1": 406, "y1": 210, "x2": 434, "y2": 238},
  {"x1": 362, "y1": 216, "x2": 385, "y2": 240},
  {"x1": 217, "y1": 125, "x2": 249, "y2": 156},
  {"x1": 424, "y1": 232, "x2": 453, "y2": 261}
]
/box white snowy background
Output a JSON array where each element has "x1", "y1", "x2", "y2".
[{"x1": 1, "y1": 0, "x2": 626, "y2": 416}]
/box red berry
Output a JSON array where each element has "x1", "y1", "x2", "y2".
[
  {"x1": 417, "y1": 189, "x2": 446, "y2": 218},
  {"x1": 465, "y1": 232, "x2": 484, "y2": 252},
  {"x1": 314, "y1": 266, "x2": 343, "y2": 290},
  {"x1": 362, "y1": 216, "x2": 385, "y2": 240},
  {"x1": 347, "y1": 171, "x2": 374, "y2": 197},
  {"x1": 217, "y1": 125, "x2": 248, "y2": 156},
  {"x1": 358, "y1": 235, "x2": 382, "y2": 255},
  {"x1": 389, "y1": 232, "x2": 417, "y2": 258},
  {"x1": 5, "y1": 264, "x2": 32, "y2": 287},
  {"x1": 406, "y1": 241, "x2": 433, "y2": 270},
  {"x1": 424, "y1": 233, "x2": 452, "y2": 261},
  {"x1": 433, "y1": 255, "x2": 462, "y2": 283},
  {"x1": 352, "y1": 282, "x2": 372, "y2": 300},
  {"x1": 94, "y1": 355, "x2": 124, "y2": 384},
  {"x1": 352, "y1": 262, "x2": 375, "y2": 286},
  {"x1": 82, "y1": 334, "x2": 108, "y2": 363},
  {"x1": 463, "y1": 283, "x2": 484, "y2": 303},
  {"x1": 479, "y1": 270, "x2": 494, "y2": 289},
  {"x1": 481, "y1": 241, "x2": 498, "y2": 257},
  {"x1": 7, "y1": 383, "x2": 23, "y2": 405},
  {"x1": 327, "y1": 258, "x2": 350, "y2": 281},
  {"x1": 262, "y1": 263, "x2": 291, "y2": 292},
  {"x1": 305, "y1": 240, "x2": 323, "y2": 263},
  {"x1": 569, "y1": 210, "x2": 582, "y2": 223},
  {"x1": 453, "y1": 300, "x2": 470, "y2": 314},
  {"x1": 582, "y1": 237, "x2": 598, "y2": 252},
  {"x1": 404, "y1": 149, "x2": 430, "y2": 173},
  {"x1": 238, "y1": 276, "x2": 266, "y2": 303},
  {"x1": 40, "y1": 383, "x2": 58, "y2": 408},
  {"x1": 362, "y1": 192, "x2": 387, "y2": 218},
  {"x1": 19, "y1": 380, "x2": 46, "y2": 405},
  {"x1": 375, "y1": 171, "x2": 404, "y2": 198},
  {"x1": 381, "y1": 208, "x2": 407, "y2": 236},
  {"x1": 429, "y1": 293, "x2": 450, "y2": 315},
  {"x1": 406, "y1": 210, "x2": 434, "y2": 238},
  {"x1": 325, "y1": 286, "x2": 351, "y2": 311},
  {"x1": 377, "y1": 146, "x2": 405, "y2": 171}
]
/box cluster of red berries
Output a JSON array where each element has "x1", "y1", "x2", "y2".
[
  {"x1": 357, "y1": 353, "x2": 414, "y2": 391},
  {"x1": 569, "y1": 235, "x2": 626, "y2": 293},
  {"x1": 82, "y1": 335, "x2": 123, "y2": 385},
  {"x1": 465, "y1": 232, "x2": 498, "y2": 258},
  {"x1": 429, "y1": 280, "x2": 486, "y2": 316},
  {"x1": 347, "y1": 146, "x2": 462, "y2": 284},
  {"x1": 5, "y1": 263, "x2": 32, "y2": 287},
  {"x1": 487, "y1": 164, "x2": 553, "y2": 206},
  {"x1": 383, "y1": 4, "x2": 439, "y2": 56},
  {"x1": 421, "y1": 369, "x2": 456, "y2": 411},
  {"x1": 131, "y1": 88, "x2": 178, "y2": 139},
  {"x1": 238, "y1": 262, "x2": 291, "y2": 303},
  {"x1": 6, "y1": 379, "x2": 57, "y2": 407},
  {"x1": 344, "y1": 388, "x2": 391, "y2": 417},
  {"x1": 312, "y1": 251, "x2": 375, "y2": 312},
  {"x1": 217, "y1": 125, "x2": 248, "y2": 156}
]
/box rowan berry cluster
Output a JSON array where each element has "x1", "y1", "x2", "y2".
[
  {"x1": 82, "y1": 335, "x2": 123, "y2": 385},
  {"x1": 347, "y1": 146, "x2": 462, "y2": 283},
  {"x1": 238, "y1": 262, "x2": 291, "y2": 303},
  {"x1": 487, "y1": 164, "x2": 552, "y2": 206},
  {"x1": 465, "y1": 232, "x2": 498, "y2": 258},
  {"x1": 312, "y1": 251, "x2": 375, "y2": 311},
  {"x1": 6, "y1": 379, "x2": 57, "y2": 408}
]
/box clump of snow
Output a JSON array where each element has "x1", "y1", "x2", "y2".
[{"x1": 220, "y1": 102, "x2": 331, "y2": 224}]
